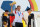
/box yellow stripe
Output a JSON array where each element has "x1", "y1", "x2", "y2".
[{"x1": 31, "y1": 0, "x2": 38, "y2": 11}]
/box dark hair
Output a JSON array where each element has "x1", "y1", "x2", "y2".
[
  {"x1": 15, "y1": 8, "x2": 17, "y2": 9},
  {"x1": 27, "y1": 8, "x2": 31, "y2": 11},
  {"x1": 17, "y1": 5, "x2": 20, "y2": 8},
  {"x1": 5, "y1": 10, "x2": 9, "y2": 12}
]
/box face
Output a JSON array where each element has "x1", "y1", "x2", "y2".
[
  {"x1": 28, "y1": 9, "x2": 32, "y2": 13},
  {"x1": 15, "y1": 9, "x2": 17, "y2": 11},
  {"x1": 5, "y1": 12, "x2": 9, "y2": 15},
  {"x1": 17, "y1": 7, "x2": 21, "y2": 11}
]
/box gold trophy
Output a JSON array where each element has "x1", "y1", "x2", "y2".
[{"x1": 10, "y1": 1, "x2": 16, "y2": 6}]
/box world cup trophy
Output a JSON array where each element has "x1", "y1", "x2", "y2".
[{"x1": 10, "y1": 1, "x2": 16, "y2": 6}]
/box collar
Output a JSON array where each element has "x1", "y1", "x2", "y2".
[{"x1": 4, "y1": 13, "x2": 8, "y2": 16}]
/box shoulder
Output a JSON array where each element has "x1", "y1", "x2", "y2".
[
  {"x1": 30, "y1": 13, "x2": 34, "y2": 18},
  {"x1": 30, "y1": 13, "x2": 34, "y2": 16},
  {"x1": 21, "y1": 12, "x2": 23, "y2": 15}
]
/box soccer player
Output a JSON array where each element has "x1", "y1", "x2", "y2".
[
  {"x1": 11, "y1": 5, "x2": 26, "y2": 27},
  {"x1": 11, "y1": 8, "x2": 17, "y2": 27},
  {"x1": 27, "y1": 8, "x2": 34, "y2": 27},
  {"x1": 11, "y1": 4, "x2": 17, "y2": 27},
  {"x1": 15, "y1": 6, "x2": 26, "y2": 27}
]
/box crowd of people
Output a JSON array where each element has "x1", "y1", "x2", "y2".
[{"x1": 2, "y1": 2, "x2": 34, "y2": 27}]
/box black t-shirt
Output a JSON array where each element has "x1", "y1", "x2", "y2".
[
  {"x1": 2, "y1": 13, "x2": 15, "y2": 22},
  {"x1": 2, "y1": 14, "x2": 9, "y2": 22},
  {"x1": 2, "y1": 16, "x2": 8, "y2": 22},
  {"x1": 28, "y1": 13, "x2": 34, "y2": 25}
]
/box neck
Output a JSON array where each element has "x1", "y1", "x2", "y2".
[{"x1": 29, "y1": 12, "x2": 31, "y2": 15}]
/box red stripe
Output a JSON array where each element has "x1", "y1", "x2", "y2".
[
  {"x1": 29, "y1": 0, "x2": 34, "y2": 11},
  {"x1": 10, "y1": 16, "x2": 15, "y2": 27},
  {"x1": 10, "y1": 16, "x2": 15, "y2": 23},
  {"x1": 15, "y1": 11, "x2": 16, "y2": 14},
  {"x1": 22, "y1": 13, "x2": 23, "y2": 15}
]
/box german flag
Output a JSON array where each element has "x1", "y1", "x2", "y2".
[{"x1": 9, "y1": 14, "x2": 15, "y2": 27}]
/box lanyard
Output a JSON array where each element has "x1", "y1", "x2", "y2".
[{"x1": 18, "y1": 12, "x2": 21, "y2": 16}]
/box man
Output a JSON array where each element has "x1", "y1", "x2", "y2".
[
  {"x1": 2, "y1": 10, "x2": 10, "y2": 27},
  {"x1": 15, "y1": 6, "x2": 26, "y2": 27},
  {"x1": 13, "y1": 8, "x2": 17, "y2": 14},
  {"x1": 11, "y1": 8, "x2": 17, "y2": 27},
  {"x1": 27, "y1": 8, "x2": 34, "y2": 27},
  {"x1": 11, "y1": 5, "x2": 26, "y2": 27},
  {"x1": 10, "y1": 2, "x2": 17, "y2": 27}
]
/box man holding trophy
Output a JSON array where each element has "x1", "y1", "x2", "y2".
[{"x1": 10, "y1": 1, "x2": 26, "y2": 27}]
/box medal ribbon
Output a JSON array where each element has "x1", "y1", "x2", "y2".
[{"x1": 18, "y1": 12, "x2": 21, "y2": 17}]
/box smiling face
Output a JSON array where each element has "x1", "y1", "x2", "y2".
[{"x1": 17, "y1": 6, "x2": 21, "y2": 11}]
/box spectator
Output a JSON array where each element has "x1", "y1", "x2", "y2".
[
  {"x1": 27, "y1": 8, "x2": 34, "y2": 27},
  {"x1": 2, "y1": 10, "x2": 10, "y2": 27}
]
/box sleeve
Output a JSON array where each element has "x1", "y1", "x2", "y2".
[{"x1": 13, "y1": 11, "x2": 15, "y2": 14}]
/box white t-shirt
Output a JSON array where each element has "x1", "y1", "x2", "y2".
[
  {"x1": 12, "y1": 11, "x2": 24, "y2": 26},
  {"x1": 15, "y1": 11, "x2": 24, "y2": 23}
]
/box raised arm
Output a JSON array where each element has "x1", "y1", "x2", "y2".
[
  {"x1": 11, "y1": 6, "x2": 13, "y2": 13},
  {"x1": 11, "y1": 1, "x2": 16, "y2": 13}
]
